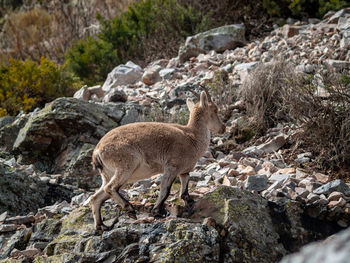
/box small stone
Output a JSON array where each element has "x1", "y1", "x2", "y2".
[
  {"x1": 11, "y1": 248, "x2": 41, "y2": 258},
  {"x1": 73, "y1": 85, "x2": 90, "y2": 101},
  {"x1": 328, "y1": 191, "x2": 344, "y2": 202},
  {"x1": 296, "y1": 169, "x2": 309, "y2": 179},
  {"x1": 222, "y1": 175, "x2": 237, "y2": 186},
  {"x1": 241, "y1": 166, "x2": 256, "y2": 176},
  {"x1": 295, "y1": 187, "x2": 310, "y2": 198},
  {"x1": 328, "y1": 197, "x2": 347, "y2": 208},
  {"x1": 314, "y1": 172, "x2": 330, "y2": 184},
  {"x1": 278, "y1": 168, "x2": 296, "y2": 174},
  {"x1": 202, "y1": 217, "x2": 216, "y2": 227},
  {"x1": 306, "y1": 182, "x2": 323, "y2": 192},
  {"x1": 244, "y1": 175, "x2": 268, "y2": 192},
  {"x1": 282, "y1": 25, "x2": 301, "y2": 38},
  {"x1": 256, "y1": 134, "x2": 288, "y2": 154},
  {"x1": 0, "y1": 211, "x2": 7, "y2": 223},
  {"x1": 267, "y1": 181, "x2": 282, "y2": 191},
  {"x1": 269, "y1": 173, "x2": 290, "y2": 183},
  {"x1": 0, "y1": 224, "x2": 17, "y2": 233},
  {"x1": 228, "y1": 169, "x2": 240, "y2": 177},
  {"x1": 313, "y1": 179, "x2": 350, "y2": 195},
  {"x1": 5, "y1": 215, "x2": 35, "y2": 225},
  {"x1": 307, "y1": 193, "x2": 320, "y2": 203}
]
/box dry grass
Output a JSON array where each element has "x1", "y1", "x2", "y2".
[
  {"x1": 239, "y1": 60, "x2": 350, "y2": 169},
  {"x1": 238, "y1": 60, "x2": 295, "y2": 133},
  {"x1": 0, "y1": 0, "x2": 134, "y2": 64}
]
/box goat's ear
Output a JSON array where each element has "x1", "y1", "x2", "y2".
[
  {"x1": 200, "y1": 91, "x2": 208, "y2": 109},
  {"x1": 186, "y1": 98, "x2": 195, "y2": 112}
]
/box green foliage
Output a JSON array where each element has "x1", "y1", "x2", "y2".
[
  {"x1": 66, "y1": 37, "x2": 117, "y2": 85},
  {"x1": 262, "y1": 0, "x2": 349, "y2": 19},
  {"x1": 66, "y1": 0, "x2": 210, "y2": 84},
  {"x1": 0, "y1": 57, "x2": 80, "y2": 117}
]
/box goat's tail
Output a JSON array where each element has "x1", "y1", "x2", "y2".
[{"x1": 92, "y1": 150, "x2": 104, "y2": 173}]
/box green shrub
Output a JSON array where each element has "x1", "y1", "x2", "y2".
[
  {"x1": 0, "y1": 57, "x2": 80, "y2": 116},
  {"x1": 66, "y1": 0, "x2": 210, "y2": 84},
  {"x1": 262, "y1": 0, "x2": 349, "y2": 19}
]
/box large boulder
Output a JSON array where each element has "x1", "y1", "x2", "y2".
[
  {"x1": 101, "y1": 61, "x2": 143, "y2": 92},
  {"x1": 192, "y1": 186, "x2": 286, "y2": 263},
  {"x1": 12, "y1": 97, "x2": 143, "y2": 189},
  {"x1": 178, "y1": 24, "x2": 246, "y2": 63},
  {"x1": 33, "y1": 206, "x2": 220, "y2": 263},
  {"x1": 280, "y1": 227, "x2": 350, "y2": 263}
]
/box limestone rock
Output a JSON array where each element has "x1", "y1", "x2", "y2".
[
  {"x1": 179, "y1": 24, "x2": 246, "y2": 63},
  {"x1": 101, "y1": 61, "x2": 143, "y2": 92},
  {"x1": 280, "y1": 227, "x2": 350, "y2": 263},
  {"x1": 313, "y1": 179, "x2": 350, "y2": 196},
  {"x1": 142, "y1": 65, "x2": 162, "y2": 85}
]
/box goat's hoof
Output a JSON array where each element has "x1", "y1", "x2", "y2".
[
  {"x1": 127, "y1": 210, "x2": 137, "y2": 220},
  {"x1": 94, "y1": 224, "x2": 111, "y2": 235},
  {"x1": 151, "y1": 208, "x2": 168, "y2": 218}
]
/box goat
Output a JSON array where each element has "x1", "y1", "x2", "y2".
[{"x1": 90, "y1": 88, "x2": 225, "y2": 231}]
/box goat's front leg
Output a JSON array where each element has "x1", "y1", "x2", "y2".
[
  {"x1": 151, "y1": 166, "x2": 178, "y2": 217},
  {"x1": 179, "y1": 173, "x2": 194, "y2": 209}
]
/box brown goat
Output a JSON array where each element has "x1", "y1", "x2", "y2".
[{"x1": 90, "y1": 89, "x2": 225, "y2": 231}]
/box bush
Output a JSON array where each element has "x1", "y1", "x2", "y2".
[
  {"x1": 239, "y1": 61, "x2": 295, "y2": 133},
  {"x1": 239, "y1": 60, "x2": 350, "y2": 169},
  {"x1": 262, "y1": 0, "x2": 349, "y2": 19},
  {"x1": 0, "y1": 57, "x2": 80, "y2": 116},
  {"x1": 66, "y1": 0, "x2": 210, "y2": 84}
]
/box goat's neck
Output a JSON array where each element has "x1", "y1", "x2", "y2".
[{"x1": 187, "y1": 107, "x2": 210, "y2": 151}]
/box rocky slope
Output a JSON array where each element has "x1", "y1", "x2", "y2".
[{"x1": 0, "y1": 8, "x2": 350, "y2": 263}]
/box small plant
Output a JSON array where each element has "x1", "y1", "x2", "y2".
[{"x1": 0, "y1": 57, "x2": 80, "y2": 117}]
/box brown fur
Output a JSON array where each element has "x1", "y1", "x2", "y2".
[{"x1": 90, "y1": 91, "x2": 225, "y2": 231}]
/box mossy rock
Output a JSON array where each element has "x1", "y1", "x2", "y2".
[{"x1": 192, "y1": 186, "x2": 286, "y2": 263}]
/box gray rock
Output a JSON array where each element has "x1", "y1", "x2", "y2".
[
  {"x1": 257, "y1": 134, "x2": 288, "y2": 154},
  {"x1": 179, "y1": 24, "x2": 246, "y2": 63},
  {"x1": 192, "y1": 186, "x2": 286, "y2": 263},
  {"x1": 73, "y1": 85, "x2": 90, "y2": 101},
  {"x1": 234, "y1": 61, "x2": 259, "y2": 72},
  {"x1": 11, "y1": 98, "x2": 143, "y2": 188},
  {"x1": 0, "y1": 116, "x2": 15, "y2": 129},
  {"x1": 313, "y1": 179, "x2": 350, "y2": 196},
  {"x1": 103, "y1": 88, "x2": 128, "y2": 103},
  {"x1": 338, "y1": 16, "x2": 350, "y2": 32},
  {"x1": 325, "y1": 59, "x2": 350, "y2": 70},
  {"x1": 102, "y1": 61, "x2": 143, "y2": 92},
  {"x1": 245, "y1": 174, "x2": 268, "y2": 191},
  {"x1": 0, "y1": 163, "x2": 72, "y2": 216},
  {"x1": 142, "y1": 65, "x2": 162, "y2": 85},
  {"x1": 0, "y1": 114, "x2": 28, "y2": 151},
  {"x1": 280, "y1": 227, "x2": 350, "y2": 263},
  {"x1": 159, "y1": 68, "x2": 176, "y2": 80},
  {"x1": 120, "y1": 107, "x2": 140, "y2": 126}
]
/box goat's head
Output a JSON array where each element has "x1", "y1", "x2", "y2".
[{"x1": 187, "y1": 87, "x2": 226, "y2": 135}]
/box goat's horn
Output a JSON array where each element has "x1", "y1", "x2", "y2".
[
  {"x1": 188, "y1": 89, "x2": 200, "y2": 100},
  {"x1": 200, "y1": 85, "x2": 212, "y2": 102}
]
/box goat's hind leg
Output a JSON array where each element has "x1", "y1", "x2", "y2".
[
  {"x1": 103, "y1": 169, "x2": 137, "y2": 219},
  {"x1": 90, "y1": 187, "x2": 110, "y2": 232}
]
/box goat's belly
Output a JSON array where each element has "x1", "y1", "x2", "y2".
[{"x1": 129, "y1": 161, "x2": 163, "y2": 183}]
